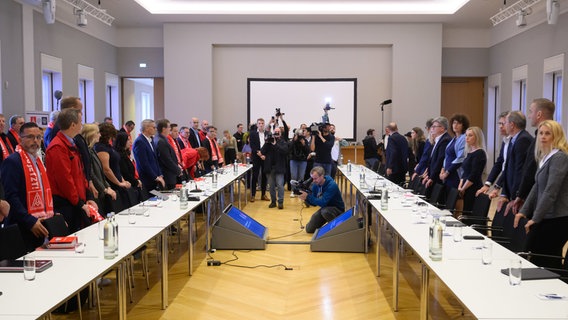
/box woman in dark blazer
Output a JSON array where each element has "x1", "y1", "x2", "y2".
[
  {"x1": 515, "y1": 120, "x2": 568, "y2": 270},
  {"x1": 458, "y1": 127, "x2": 487, "y2": 212}
]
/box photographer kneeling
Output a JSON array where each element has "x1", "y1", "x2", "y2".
[{"x1": 299, "y1": 166, "x2": 345, "y2": 233}]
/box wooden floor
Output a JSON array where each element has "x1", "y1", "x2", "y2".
[{"x1": 54, "y1": 188, "x2": 477, "y2": 320}]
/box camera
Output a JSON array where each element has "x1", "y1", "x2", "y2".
[
  {"x1": 291, "y1": 178, "x2": 313, "y2": 195},
  {"x1": 323, "y1": 103, "x2": 335, "y2": 111},
  {"x1": 265, "y1": 131, "x2": 275, "y2": 144},
  {"x1": 275, "y1": 107, "x2": 284, "y2": 117}
]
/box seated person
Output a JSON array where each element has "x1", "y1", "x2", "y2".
[{"x1": 299, "y1": 166, "x2": 345, "y2": 233}]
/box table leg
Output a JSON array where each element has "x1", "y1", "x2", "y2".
[
  {"x1": 117, "y1": 261, "x2": 127, "y2": 319},
  {"x1": 161, "y1": 229, "x2": 169, "y2": 309},
  {"x1": 376, "y1": 214, "x2": 381, "y2": 277},
  {"x1": 188, "y1": 212, "x2": 194, "y2": 276},
  {"x1": 393, "y1": 232, "x2": 400, "y2": 311},
  {"x1": 420, "y1": 263, "x2": 429, "y2": 320}
]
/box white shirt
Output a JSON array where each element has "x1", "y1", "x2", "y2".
[{"x1": 258, "y1": 130, "x2": 265, "y2": 148}]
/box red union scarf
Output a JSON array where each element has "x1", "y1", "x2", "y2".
[
  {"x1": 9, "y1": 128, "x2": 21, "y2": 146},
  {"x1": 0, "y1": 137, "x2": 10, "y2": 159},
  {"x1": 167, "y1": 135, "x2": 182, "y2": 165},
  {"x1": 16, "y1": 146, "x2": 54, "y2": 219}
]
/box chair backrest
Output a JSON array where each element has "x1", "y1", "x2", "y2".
[
  {"x1": 0, "y1": 224, "x2": 28, "y2": 260},
  {"x1": 471, "y1": 193, "x2": 491, "y2": 218},
  {"x1": 428, "y1": 183, "x2": 444, "y2": 206},
  {"x1": 444, "y1": 187, "x2": 459, "y2": 212},
  {"x1": 42, "y1": 215, "x2": 70, "y2": 238}
]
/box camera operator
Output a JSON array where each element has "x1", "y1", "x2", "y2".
[
  {"x1": 310, "y1": 123, "x2": 334, "y2": 176},
  {"x1": 289, "y1": 128, "x2": 310, "y2": 197},
  {"x1": 299, "y1": 166, "x2": 345, "y2": 233},
  {"x1": 258, "y1": 128, "x2": 289, "y2": 209},
  {"x1": 329, "y1": 124, "x2": 348, "y2": 179}
]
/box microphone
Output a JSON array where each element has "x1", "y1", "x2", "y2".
[
  {"x1": 380, "y1": 99, "x2": 392, "y2": 106},
  {"x1": 54, "y1": 90, "x2": 63, "y2": 108}
]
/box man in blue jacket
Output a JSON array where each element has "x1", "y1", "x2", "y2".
[
  {"x1": 132, "y1": 119, "x2": 165, "y2": 199},
  {"x1": 299, "y1": 166, "x2": 345, "y2": 233}
]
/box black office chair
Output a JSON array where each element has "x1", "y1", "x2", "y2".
[
  {"x1": 428, "y1": 183, "x2": 445, "y2": 207},
  {"x1": 42, "y1": 214, "x2": 70, "y2": 239},
  {"x1": 438, "y1": 187, "x2": 459, "y2": 212},
  {"x1": 456, "y1": 193, "x2": 491, "y2": 226},
  {"x1": 0, "y1": 224, "x2": 27, "y2": 260}
]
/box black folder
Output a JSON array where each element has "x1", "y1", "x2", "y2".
[
  {"x1": 500, "y1": 267, "x2": 560, "y2": 280},
  {"x1": 0, "y1": 259, "x2": 53, "y2": 273}
]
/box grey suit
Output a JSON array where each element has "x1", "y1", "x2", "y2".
[{"x1": 520, "y1": 151, "x2": 568, "y2": 223}]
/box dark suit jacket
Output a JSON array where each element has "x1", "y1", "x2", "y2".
[
  {"x1": 153, "y1": 134, "x2": 181, "y2": 189},
  {"x1": 516, "y1": 130, "x2": 538, "y2": 199},
  {"x1": 249, "y1": 130, "x2": 263, "y2": 162},
  {"x1": 132, "y1": 134, "x2": 162, "y2": 191},
  {"x1": 188, "y1": 128, "x2": 201, "y2": 149},
  {"x1": 6, "y1": 130, "x2": 18, "y2": 151},
  {"x1": 500, "y1": 130, "x2": 533, "y2": 199},
  {"x1": 386, "y1": 131, "x2": 409, "y2": 175},
  {"x1": 201, "y1": 137, "x2": 222, "y2": 172},
  {"x1": 428, "y1": 132, "x2": 451, "y2": 183},
  {"x1": 487, "y1": 140, "x2": 506, "y2": 184}
]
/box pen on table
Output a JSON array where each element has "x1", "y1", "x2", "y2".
[{"x1": 544, "y1": 294, "x2": 565, "y2": 299}]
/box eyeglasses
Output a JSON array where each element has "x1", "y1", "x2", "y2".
[
  {"x1": 498, "y1": 122, "x2": 506, "y2": 126},
  {"x1": 21, "y1": 135, "x2": 43, "y2": 140},
  {"x1": 431, "y1": 125, "x2": 442, "y2": 128}
]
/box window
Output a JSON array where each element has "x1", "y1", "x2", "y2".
[
  {"x1": 105, "y1": 73, "x2": 119, "y2": 127},
  {"x1": 141, "y1": 92, "x2": 152, "y2": 120},
  {"x1": 78, "y1": 64, "x2": 94, "y2": 123},
  {"x1": 512, "y1": 65, "x2": 528, "y2": 113},
  {"x1": 543, "y1": 54, "x2": 564, "y2": 124},
  {"x1": 488, "y1": 73, "x2": 501, "y2": 165},
  {"x1": 41, "y1": 53, "x2": 62, "y2": 112}
]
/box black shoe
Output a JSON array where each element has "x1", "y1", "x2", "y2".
[
  {"x1": 269, "y1": 203, "x2": 277, "y2": 208},
  {"x1": 278, "y1": 203, "x2": 283, "y2": 209}
]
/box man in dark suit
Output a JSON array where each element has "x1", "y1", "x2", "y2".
[
  {"x1": 178, "y1": 126, "x2": 191, "y2": 150},
  {"x1": 188, "y1": 117, "x2": 202, "y2": 148},
  {"x1": 385, "y1": 122, "x2": 409, "y2": 185},
  {"x1": 132, "y1": 119, "x2": 165, "y2": 198},
  {"x1": 249, "y1": 118, "x2": 269, "y2": 202},
  {"x1": 424, "y1": 116, "x2": 451, "y2": 188},
  {"x1": 476, "y1": 111, "x2": 510, "y2": 196},
  {"x1": 201, "y1": 125, "x2": 224, "y2": 173},
  {"x1": 0, "y1": 114, "x2": 14, "y2": 166},
  {"x1": 6, "y1": 114, "x2": 24, "y2": 151},
  {"x1": 153, "y1": 119, "x2": 181, "y2": 190}
]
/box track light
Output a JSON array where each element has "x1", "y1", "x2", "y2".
[
  {"x1": 42, "y1": 0, "x2": 56, "y2": 24},
  {"x1": 547, "y1": 0, "x2": 560, "y2": 24},
  {"x1": 75, "y1": 8, "x2": 87, "y2": 27},
  {"x1": 516, "y1": 9, "x2": 528, "y2": 27}
]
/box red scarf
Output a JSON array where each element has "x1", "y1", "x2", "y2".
[
  {"x1": 16, "y1": 146, "x2": 54, "y2": 219},
  {"x1": 0, "y1": 137, "x2": 11, "y2": 159},
  {"x1": 9, "y1": 128, "x2": 21, "y2": 146},
  {"x1": 207, "y1": 136, "x2": 223, "y2": 164},
  {"x1": 167, "y1": 135, "x2": 182, "y2": 165},
  {"x1": 47, "y1": 121, "x2": 55, "y2": 129}
]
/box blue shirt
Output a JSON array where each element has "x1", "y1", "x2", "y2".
[{"x1": 306, "y1": 176, "x2": 345, "y2": 212}]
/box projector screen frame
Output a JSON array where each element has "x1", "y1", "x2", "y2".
[{"x1": 247, "y1": 78, "x2": 357, "y2": 142}]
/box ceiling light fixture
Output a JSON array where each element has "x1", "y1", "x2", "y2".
[
  {"x1": 547, "y1": 0, "x2": 560, "y2": 24},
  {"x1": 490, "y1": 0, "x2": 541, "y2": 26},
  {"x1": 133, "y1": 0, "x2": 471, "y2": 15},
  {"x1": 75, "y1": 8, "x2": 87, "y2": 27},
  {"x1": 516, "y1": 9, "x2": 528, "y2": 26},
  {"x1": 60, "y1": 0, "x2": 114, "y2": 26}
]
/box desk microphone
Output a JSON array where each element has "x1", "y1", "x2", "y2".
[{"x1": 189, "y1": 180, "x2": 202, "y2": 193}]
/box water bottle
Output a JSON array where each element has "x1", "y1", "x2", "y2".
[
  {"x1": 429, "y1": 215, "x2": 443, "y2": 261},
  {"x1": 359, "y1": 169, "x2": 366, "y2": 188},
  {"x1": 381, "y1": 189, "x2": 389, "y2": 211},
  {"x1": 212, "y1": 168, "x2": 218, "y2": 188},
  {"x1": 246, "y1": 155, "x2": 251, "y2": 165},
  {"x1": 111, "y1": 213, "x2": 119, "y2": 257},
  {"x1": 347, "y1": 160, "x2": 352, "y2": 174},
  {"x1": 338, "y1": 154, "x2": 343, "y2": 166},
  {"x1": 233, "y1": 159, "x2": 238, "y2": 175},
  {"x1": 104, "y1": 214, "x2": 115, "y2": 259},
  {"x1": 180, "y1": 182, "x2": 188, "y2": 210}
]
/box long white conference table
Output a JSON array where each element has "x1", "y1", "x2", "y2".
[
  {"x1": 0, "y1": 164, "x2": 251, "y2": 319},
  {"x1": 337, "y1": 164, "x2": 568, "y2": 320}
]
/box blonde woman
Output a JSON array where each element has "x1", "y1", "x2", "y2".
[
  {"x1": 81, "y1": 124, "x2": 116, "y2": 214},
  {"x1": 458, "y1": 126, "x2": 487, "y2": 212},
  {"x1": 515, "y1": 120, "x2": 568, "y2": 270}
]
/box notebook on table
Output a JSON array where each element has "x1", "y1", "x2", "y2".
[
  {"x1": 500, "y1": 267, "x2": 561, "y2": 280},
  {"x1": 0, "y1": 259, "x2": 53, "y2": 273}
]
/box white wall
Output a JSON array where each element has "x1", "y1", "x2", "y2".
[{"x1": 164, "y1": 23, "x2": 442, "y2": 140}]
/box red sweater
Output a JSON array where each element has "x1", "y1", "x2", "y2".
[{"x1": 45, "y1": 131, "x2": 88, "y2": 206}]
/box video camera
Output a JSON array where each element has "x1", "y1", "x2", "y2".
[
  {"x1": 275, "y1": 107, "x2": 284, "y2": 117},
  {"x1": 324, "y1": 102, "x2": 334, "y2": 111},
  {"x1": 310, "y1": 122, "x2": 327, "y2": 135},
  {"x1": 291, "y1": 178, "x2": 313, "y2": 195}
]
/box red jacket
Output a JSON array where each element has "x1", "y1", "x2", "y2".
[{"x1": 45, "y1": 131, "x2": 88, "y2": 206}]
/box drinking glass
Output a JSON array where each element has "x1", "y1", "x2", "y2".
[
  {"x1": 453, "y1": 226, "x2": 463, "y2": 242},
  {"x1": 482, "y1": 238, "x2": 493, "y2": 265},
  {"x1": 128, "y1": 209, "x2": 136, "y2": 224},
  {"x1": 509, "y1": 259, "x2": 522, "y2": 285},
  {"x1": 23, "y1": 254, "x2": 36, "y2": 281}
]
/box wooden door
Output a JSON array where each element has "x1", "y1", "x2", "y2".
[{"x1": 441, "y1": 77, "x2": 485, "y2": 128}]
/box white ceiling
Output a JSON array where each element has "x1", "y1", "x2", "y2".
[{"x1": 86, "y1": 0, "x2": 514, "y2": 29}]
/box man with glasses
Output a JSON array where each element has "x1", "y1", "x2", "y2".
[
  {"x1": 2, "y1": 122, "x2": 52, "y2": 251},
  {"x1": 423, "y1": 117, "x2": 451, "y2": 188},
  {"x1": 201, "y1": 125, "x2": 224, "y2": 173},
  {"x1": 133, "y1": 119, "x2": 165, "y2": 198},
  {"x1": 178, "y1": 126, "x2": 191, "y2": 150},
  {"x1": 299, "y1": 166, "x2": 345, "y2": 233}
]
